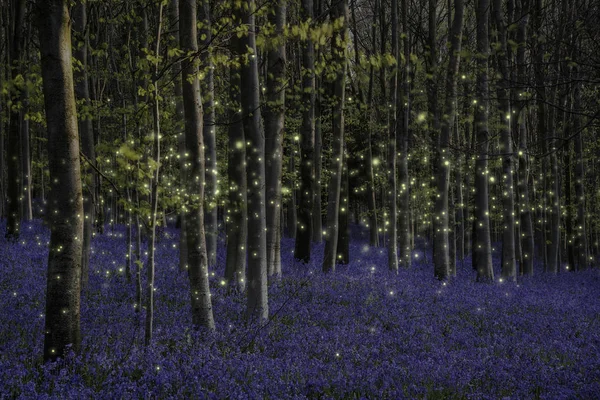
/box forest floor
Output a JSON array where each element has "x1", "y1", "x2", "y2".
[{"x1": 1, "y1": 220, "x2": 599, "y2": 399}]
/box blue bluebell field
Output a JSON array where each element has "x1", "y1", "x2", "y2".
[{"x1": 1, "y1": 221, "x2": 599, "y2": 399}]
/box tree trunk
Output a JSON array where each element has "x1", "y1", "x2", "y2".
[
  {"x1": 434, "y1": 0, "x2": 463, "y2": 280},
  {"x1": 294, "y1": 0, "x2": 315, "y2": 263},
  {"x1": 199, "y1": 0, "x2": 218, "y2": 268},
  {"x1": 473, "y1": 0, "x2": 494, "y2": 282},
  {"x1": 573, "y1": 84, "x2": 589, "y2": 270},
  {"x1": 286, "y1": 153, "x2": 297, "y2": 238},
  {"x1": 72, "y1": 1, "x2": 95, "y2": 289},
  {"x1": 144, "y1": 2, "x2": 164, "y2": 346},
  {"x1": 337, "y1": 153, "x2": 349, "y2": 264},
  {"x1": 225, "y1": 27, "x2": 247, "y2": 292},
  {"x1": 38, "y1": 0, "x2": 84, "y2": 361},
  {"x1": 239, "y1": 0, "x2": 269, "y2": 322},
  {"x1": 492, "y1": 0, "x2": 516, "y2": 280},
  {"x1": 322, "y1": 0, "x2": 348, "y2": 273},
  {"x1": 387, "y1": 0, "x2": 399, "y2": 273},
  {"x1": 398, "y1": 0, "x2": 411, "y2": 267},
  {"x1": 20, "y1": 85, "x2": 32, "y2": 221},
  {"x1": 169, "y1": 0, "x2": 188, "y2": 273},
  {"x1": 265, "y1": 0, "x2": 286, "y2": 277},
  {"x1": 180, "y1": 0, "x2": 215, "y2": 330}
]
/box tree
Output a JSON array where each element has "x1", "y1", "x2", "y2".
[
  {"x1": 145, "y1": 0, "x2": 164, "y2": 346},
  {"x1": 433, "y1": 0, "x2": 464, "y2": 280},
  {"x1": 491, "y1": 0, "x2": 516, "y2": 280},
  {"x1": 386, "y1": 0, "x2": 399, "y2": 273},
  {"x1": 515, "y1": 0, "x2": 534, "y2": 276},
  {"x1": 239, "y1": 0, "x2": 268, "y2": 321},
  {"x1": 72, "y1": 0, "x2": 96, "y2": 289},
  {"x1": 473, "y1": 0, "x2": 494, "y2": 282},
  {"x1": 323, "y1": 0, "x2": 348, "y2": 273},
  {"x1": 37, "y1": 0, "x2": 84, "y2": 361},
  {"x1": 294, "y1": 0, "x2": 315, "y2": 263},
  {"x1": 169, "y1": 0, "x2": 188, "y2": 273},
  {"x1": 397, "y1": 0, "x2": 411, "y2": 268},
  {"x1": 199, "y1": 0, "x2": 218, "y2": 267},
  {"x1": 225, "y1": 5, "x2": 247, "y2": 291},
  {"x1": 265, "y1": 0, "x2": 286, "y2": 277},
  {"x1": 180, "y1": 0, "x2": 215, "y2": 330}
]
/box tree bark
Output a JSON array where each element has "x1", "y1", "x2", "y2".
[
  {"x1": 180, "y1": 0, "x2": 215, "y2": 330},
  {"x1": 322, "y1": 0, "x2": 348, "y2": 273},
  {"x1": 386, "y1": 0, "x2": 399, "y2": 273},
  {"x1": 265, "y1": 0, "x2": 286, "y2": 277},
  {"x1": 169, "y1": 0, "x2": 188, "y2": 273},
  {"x1": 492, "y1": 0, "x2": 517, "y2": 280},
  {"x1": 144, "y1": 1, "x2": 164, "y2": 346},
  {"x1": 294, "y1": 0, "x2": 315, "y2": 263},
  {"x1": 239, "y1": 0, "x2": 268, "y2": 322},
  {"x1": 473, "y1": 0, "x2": 494, "y2": 282},
  {"x1": 72, "y1": 1, "x2": 95, "y2": 289},
  {"x1": 573, "y1": 83, "x2": 589, "y2": 270},
  {"x1": 199, "y1": 0, "x2": 218, "y2": 268},
  {"x1": 225, "y1": 19, "x2": 247, "y2": 292},
  {"x1": 38, "y1": 0, "x2": 84, "y2": 361},
  {"x1": 398, "y1": 0, "x2": 411, "y2": 268},
  {"x1": 434, "y1": 0, "x2": 463, "y2": 280}
]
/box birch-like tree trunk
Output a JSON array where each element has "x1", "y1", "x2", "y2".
[
  {"x1": 265, "y1": 0, "x2": 286, "y2": 277},
  {"x1": 38, "y1": 0, "x2": 84, "y2": 361},
  {"x1": 145, "y1": 2, "x2": 164, "y2": 346},
  {"x1": 473, "y1": 0, "x2": 494, "y2": 282},
  {"x1": 433, "y1": 0, "x2": 464, "y2": 280},
  {"x1": 240, "y1": 0, "x2": 268, "y2": 322},
  {"x1": 398, "y1": 0, "x2": 411, "y2": 268},
  {"x1": 72, "y1": 1, "x2": 95, "y2": 289},
  {"x1": 294, "y1": 0, "x2": 315, "y2": 263},
  {"x1": 386, "y1": 0, "x2": 399, "y2": 273},
  {"x1": 180, "y1": 0, "x2": 215, "y2": 330},
  {"x1": 199, "y1": 0, "x2": 218, "y2": 267},
  {"x1": 492, "y1": 0, "x2": 516, "y2": 280},
  {"x1": 169, "y1": 0, "x2": 188, "y2": 273},
  {"x1": 516, "y1": 0, "x2": 534, "y2": 275},
  {"x1": 323, "y1": 0, "x2": 348, "y2": 273}
]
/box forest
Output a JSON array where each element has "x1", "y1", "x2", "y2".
[{"x1": 1, "y1": 0, "x2": 599, "y2": 397}]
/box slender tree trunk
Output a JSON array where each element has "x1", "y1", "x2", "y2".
[
  {"x1": 286, "y1": 153, "x2": 297, "y2": 238},
  {"x1": 573, "y1": 83, "x2": 588, "y2": 269},
  {"x1": 38, "y1": 0, "x2": 84, "y2": 361},
  {"x1": 354, "y1": 0, "x2": 378, "y2": 247},
  {"x1": 295, "y1": 0, "x2": 315, "y2": 263},
  {"x1": 6, "y1": 0, "x2": 25, "y2": 240},
  {"x1": 144, "y1": 2, "x2": 164, "y2": 346},
  {"x1": 20, "y1": 84, "x2": 32, "y2": 221},
  {"x1": 386, "y1": 0, "x2": 399, "y2": 273},
  {"x1": 434, "y1": 0, "x2": 463, "y2": 280},
  {"x1": 169, "y1": 0, "x2": 188, "y2": 273},
  {"x1": 398, "y1": 0, "x2": 411, "y2": 267},
  {"x1": 337, "y1": 152, "x2": 349, "y2": 264},
  {"x1": 492, "y1": 0, "x2": 516, "y2": 280},
  {"x1": 239, "y1": 0, "x2": 268, "y2": 322},
  {"x1": 225, "y1": 25, "x2": 247, "y2": 291},
  {"x1": 473, "y1": 0, "x2": 494, "y2": 282},
  {"x1": 180, "y1": 0, "x2": 215, "y2": 330},
  {"x1": 312, "y1": 84, "x2": 323, "y2": 243},
  {"x1": 265, "y1": 0, "x2": 286, "y2": 277},
  {"x1": 323, "y1": 0, "x2": 348, "y2": 273},
  {"x1": 72, "y1": 1, "x2": 95, "y2": 289},
  {"x1": 199, "y1": 0, "x2": 218, "y2": 267}
]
